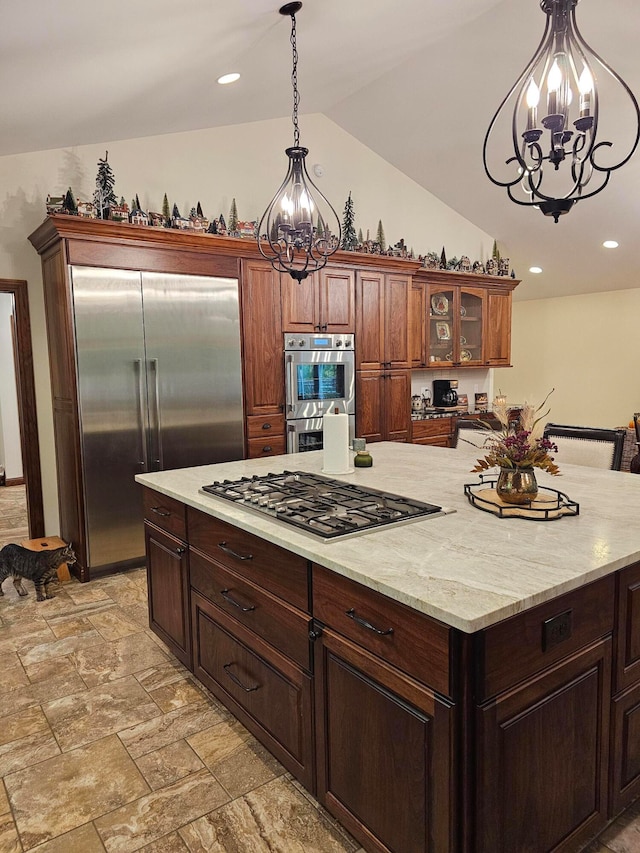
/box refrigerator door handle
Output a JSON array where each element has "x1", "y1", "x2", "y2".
[
  {"x1": 133, "y1": 359, "x2": 148, "y2": 469},
  {"x1": 148, "y1": 357, "x2": 163, "y2": 468}
]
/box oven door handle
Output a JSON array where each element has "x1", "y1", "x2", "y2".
[{"x1": 285, "y1": 354, "x2": 297, "y2": 414}]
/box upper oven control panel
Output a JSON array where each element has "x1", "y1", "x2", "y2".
[{"x1": 284, "y1": 334, "x2": 353, "y2": 350}]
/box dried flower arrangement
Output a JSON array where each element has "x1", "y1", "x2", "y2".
[{"x1": 470, "y1": 390, "x2": 560, "y2": 475}]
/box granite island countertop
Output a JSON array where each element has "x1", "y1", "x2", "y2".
[{"x1": 135, "y1": 442, "x2": 640, "y2": 634}]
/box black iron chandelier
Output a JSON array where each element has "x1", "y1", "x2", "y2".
[
  {"x1": 482, "y1": 0, "x2": 640, "y2": 222},
  {"x1": 257, "y1": 2, "x2": 341, "y2": 280}
]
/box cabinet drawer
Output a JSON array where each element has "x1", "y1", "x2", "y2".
[
  {"x1": 142, "y1": 488, "x2": 187, "y2": 540},
  {"x1": 246, "y1": 414, "x2": 285, "y2": 439},
  {"x1": 247, "y1": 436, "x2": 287, "y2": 459},
  {"x1": 187, "y1": 508, "x2": 310, "y2": 612},
  {"x1": 480, "y1": 574, "x2": 615, "y2": 700},
  {"x1": 191, "y1": 590, "x2": 314, "y2": 788},
  {"x1": 411, "y1": 418, "x2": 452, "y2": 440},
  {"x1": 313, "y1": 564, "x2": 451, "y2": 697},
  {"x1": 190, "y1": 550, "x2": 311, "y2": 670}
]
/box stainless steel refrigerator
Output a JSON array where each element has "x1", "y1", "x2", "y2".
[{"x1": 71, "y1": 266, "x2": 244, "y2": 572}]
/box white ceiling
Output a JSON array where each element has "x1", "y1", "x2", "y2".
[{"x1": 2, "y1": 0, "x2": 639, "y2": 301}]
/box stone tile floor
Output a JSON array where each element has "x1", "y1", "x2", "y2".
[{"x1": 0, "y1": 569, "x2": 366, "y2": 852}]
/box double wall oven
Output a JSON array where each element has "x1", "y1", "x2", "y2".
[{"x1": 284, "y1": 333, "x2": 355, "y2": 453}]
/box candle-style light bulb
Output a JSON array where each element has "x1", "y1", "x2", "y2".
[
  {"x1": 526, "y1": 78, "x2": 540, "y2": 130},
  {"x1": 579, "y1": 66, "x2": 593, "y2": 116},
  {"x1": 546, "y1": 59, "x2": 562, "y2": 115}
]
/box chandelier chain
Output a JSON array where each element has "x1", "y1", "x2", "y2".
[{"x1": 290, "y1": 12, "x2": 300, "y2": 147}]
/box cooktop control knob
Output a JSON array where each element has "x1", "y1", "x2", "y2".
[
  {"x1": 344, "y1": 338, "x2": 352, "y2": 347},
  {"x1": 287, "y1": 339, "x2": 296, "y2": 347},
  {"x1": 298, "y1": 339, "x2": 305, "y2": 347},
  {"x1": 336, "y1": 340, "x2": 343, "y2": 346}
]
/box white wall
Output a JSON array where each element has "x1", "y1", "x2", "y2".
[
  {"x1": 495, "y1": 288, "x2": 640, "y2": 429},
  {"x1": 0, "y1": 114, "x2": 495, "y2": 533},
  {"x1": 0, "y1": 293, "x2": 23, "y2": 480}
]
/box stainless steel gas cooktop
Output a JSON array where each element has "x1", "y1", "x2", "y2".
[{"x1": 200, "y1": 470, "x2": 444, "y2": 540}]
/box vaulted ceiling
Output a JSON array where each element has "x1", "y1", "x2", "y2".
[{"x1": 2, "y1": 0, "x2": 639, "y2": 301}]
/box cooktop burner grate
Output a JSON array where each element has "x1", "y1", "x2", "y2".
[{"x1": 200, "y1": 471, "x2": 443, "y2": 540}]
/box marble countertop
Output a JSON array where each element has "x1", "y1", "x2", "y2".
[{"x1": 136, "y1": 443, "x2": 640, "y2": 634}]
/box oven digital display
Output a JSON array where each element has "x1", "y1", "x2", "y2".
[
  {"x1": 296, "y1": 363, "x2": 345, "y2": 402},
  {"x1": 312, "y1": 337, "x2": 331, "y2": 346}
]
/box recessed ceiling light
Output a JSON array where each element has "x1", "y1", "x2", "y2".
[
  {"x1": 603, "y1": 240, "x2": 619, "y2": 249},
  {"x1": 217, "y1": 72, "x2": 240, "y2": 85},
  {"x1": 529, "y1": 266, "x2": 543, "y2": 274}
]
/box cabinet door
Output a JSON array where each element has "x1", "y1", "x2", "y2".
[
  {"x1": 241, "y1": 260, "x2": 284, "y2": 415},
  {"x1": 611, "y1": 679, "x2": 640, "y2": 815},
  {"x1": 477, "y1": 638, "x2": 611, "y2": 853},
  {"x1": 385, "y1": 370, "x2": 411, "y2": 442},
  {"x1": 281, "y1": 272, "x2": 320, "y2": 333},
  {"x1": 426, "y1": 285, "x2": 455, "y2": 367},
  {"x1": 614, "y1": 561, "x2": 640, "y2": 693},
  {"x1": 485, "y1": 290, "x2": 512, "y2": 366},
  {"x1": 319, "y1": 267, "x2": 355, "y2": 332},
  {"x1": 459, "y1": 287, "x2": 485, "y2": 366},
  {"x1": 356, "y1": 370, "x2": 384, "y2": 443},
  {"x1": 355, "y1": 271, "x2": 385, "y2": 369},
  {"x1": 410, "y1": 280, "x2": 426, "y2": 368},
  {"x1": 145, "y1": 521, "x2": 191, "y2": 668},
  {"x1": 315, "y1": 627, "x2": 454, "y2": 853},
  {"x1": 384, "y1": 273, "x2": 411, "y2": 368}
]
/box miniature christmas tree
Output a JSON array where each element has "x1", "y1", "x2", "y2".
[
  {"x1": 93, "y1": 151, "x2": 117, "y2": 219},
  {"x1": 207, "y1": 218, "x2": 218, "y2": 234},
  {"x1": 440, "y1": 247, "x2": 447, "y2": 269},
  {"x1": 358, "y1": 228, "x2": 364, "y2": 244},
  {"x1": 172, "y1": 203, "x2": 181, "y2": 220},
  {"x1": 341, "y1": 192, "x2": 357, "y2": 251},
  {"x1": 134, "y1": 194, "x2": 142, "y2": 212},
  {"x1": 218, "y1": 214, "x2": 227, "y2": 233},
  {"x1": 376, "y1": 220, "x2": 386, "y2": 251},
  {"x1": 196, "y1": 201, "x2": 204, "y2": 218},
  {"x1": 316, "y1": 212, "x2": 326, "y2": 237},
  {"x1": 492, "y1": 239, "x2": 501, "y2": 262},
  {"x1": 162, "y1": 194, "x2": 171, "y2": 221},
  {"x1": 62, "y1": 187, "x2": 77, "y2": 215},
  {"x1": 228, "y1": 198, "x2": 238, "y2": 232}
]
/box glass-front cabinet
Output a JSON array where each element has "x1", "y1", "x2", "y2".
[{"x1": 426, "y1": 284, "x2": 485, "y2": 367}]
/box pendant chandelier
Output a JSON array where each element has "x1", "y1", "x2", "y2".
[
  {"x1": 257, "y1": 2, "x2": 341, "y2": 280},
  {"x1": 482, "y1": 0, "x2": 640, "y2": 222}
]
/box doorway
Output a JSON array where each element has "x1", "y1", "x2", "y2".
[{"x1": 0, "y1": 279, "x2": 44, "y2": 537}]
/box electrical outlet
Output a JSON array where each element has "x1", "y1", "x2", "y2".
[{"x1": 542, "y1": 609, "x2": 573, "y2": 651}]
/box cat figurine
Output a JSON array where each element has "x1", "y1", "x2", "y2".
[{"x1": 0, "y1": 542, "x2": 76, "y2": 601}]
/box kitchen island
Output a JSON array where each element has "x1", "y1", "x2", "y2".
[{"x1": 136, "y1": 442, "x2": 640, "y2": 853}]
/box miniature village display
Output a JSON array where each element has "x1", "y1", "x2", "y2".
[{"x1": 45, "y1": 167, "x2": 513, "y2": 277}]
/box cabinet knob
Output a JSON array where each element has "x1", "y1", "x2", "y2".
[
  {"x1": 262, "y1": 445, "x2": 272, "y2": 453},
  {"x1": 262, "y1": 422, "x2": 272, "y2": 430},
  {"x1": 175, "y1": 546, "x2": 186, "y2": 555}
]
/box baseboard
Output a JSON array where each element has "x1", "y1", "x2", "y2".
[{"x1": 4, "y1": 477, "x2": 25, "y2": 487}]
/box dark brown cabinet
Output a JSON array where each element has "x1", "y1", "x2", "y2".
[
  {"x1": 281, "y1": 266, "x2": 355, "y2": 333},
  {"x1": 477, "y1": 638, "x2": 612, "y2": 853},
  {"x1": 611, "y1": 561, "x2": 640, "y2": 813},
  {"x1": 315, "y1": 626, "x2": 453, "y2": 853},
  {"x1": 144, "y1": 520, "x2": 191, "y2": 668},
  {"x1": 356, "y1": 369, "x2": 411, "y2": 443},
  {"x1": 142, "y1": 484, "x2": 640, "y2": 853}
]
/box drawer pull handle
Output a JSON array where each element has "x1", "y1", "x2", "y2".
[
  {"x1": 221, "y1": 588, "x2": 256, "y2": 612},
  {"x1": 262, "y1": 423, "x2": 272, "y2": 430},
  {"x1": 223, "y1": 663, "x2": 260, "y2": 692},
  {"x1": 262, "y1": 446, "x2": 272, "y2": 453},
  {"x1": 151, "y1": 506, "x2": 171, "y2": 517},
  {"x1": 218, "y1": 542, "x2": 253, "y2": 561},
  {"x1": 175, "y1": 546, "x2": 186, "y2": 556},
  {"x1": 346, "y1": 608, "x2": 394, "y2": 636}
]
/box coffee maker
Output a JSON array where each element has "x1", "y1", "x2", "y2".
[{"x1": 433, "y1": 378, "x2": 459, "y2": 408}]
